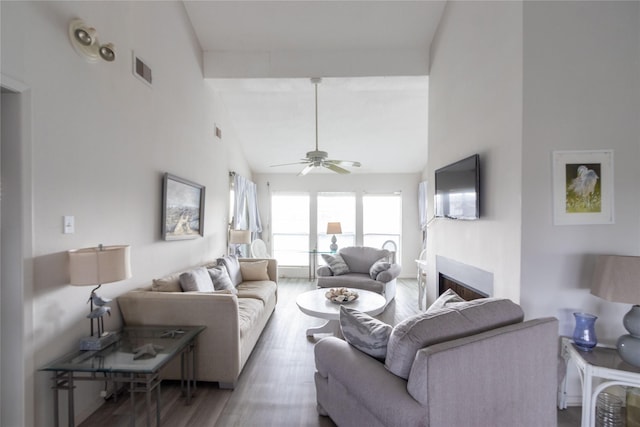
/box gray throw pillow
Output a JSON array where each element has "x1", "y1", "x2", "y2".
[
  {"x1": 369, "y1": 259, "x2": 391, "y2": 280},
  {"x1": 340, "y1": 306, "x2": 392, "y2": 360},
  {"x1": 179, "y1": 267, "x2": 214, "y2": 292},
  {"x1": 208, "y1": 267, "x2": 237, "y2": 294},
  {"x1": 426, "y1": 288, "x2": 465, "y2": 313},
  {"x1": 217, "y1": 255, "x2": 243, "y2": 286},
  {"x1": 321, "y1": 253, "x2": 350, "y2": 276}
]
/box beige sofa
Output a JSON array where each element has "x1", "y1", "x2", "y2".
[
  {"x1": 315, "y1": 296, "x2": 559, "y2": 427},
  {"x1": 118, "y1": 258, "x2": 277, "y2": 389}
]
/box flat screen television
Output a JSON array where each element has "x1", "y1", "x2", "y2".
[{"x1": 434, "y1": 154, "x2": 480, "y2": 220}]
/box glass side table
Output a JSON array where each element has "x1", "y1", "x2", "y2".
[
  {"x1": 40, "y1": 325, "x2": 205, "y2": 427},
  {"x1": 558, "y1": 336, "x2": 640, "y2": 427},
  {"x1": 306, "y1": 249, "x2": 336, "y2": 281}
]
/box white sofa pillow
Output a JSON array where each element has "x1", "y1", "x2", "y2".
[
  {"x1": 217, "y1": 255, "x2": 243, "y2": 286},
  {"x1": 321, "y1": 253, "x2": 350, "y2": 276},
  {"x1": 152, "y1": 273, "x2": 182, "y2": 292},
  {"x1": 208, "y1": 266, "x2": 237, "y2": 294},
  {"x1": 340, "y1": 306, "x2": 392, "y2": 360},
  {"x1": 369, "y1": 259, "x2": 391, "y2": 280},
  {"x1": 426, "y1": 288, "x2": 465, "y2": 313},
  {"x1": 239, "y1": 260, "x2": 269, "y2": 281},
  {"x1": 179, "y1": 267, "x2": 215, "y2": 292}
]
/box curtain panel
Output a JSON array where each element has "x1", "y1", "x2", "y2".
[
  {"x1": 232, "y1": 173, "x2": 263, "y2": 235},
  {"x1": 418, "y1": 180, "x2": 428, "y2": 230}
]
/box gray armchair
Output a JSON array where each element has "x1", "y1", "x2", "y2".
[
  {"x1": 314, "y1": 297, "x2": 559, "y2": 427},
  {"x1": 316, "y1": 246, "x2": 401, "y2": 306}
]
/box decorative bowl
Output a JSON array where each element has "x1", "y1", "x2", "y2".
[{"x1": 325, "y1": 287, "x2": 359, "y2": 304}]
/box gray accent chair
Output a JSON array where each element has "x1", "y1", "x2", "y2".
[
  {"x1": 316, "y1": 246, "x2": 401, "y2": 307},
  {"x1": 314, "y1": 298, "x2": 559, "y2": 427}
]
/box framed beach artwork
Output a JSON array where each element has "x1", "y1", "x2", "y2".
[
  {"x1": 552, "y1": 150, "x2": 614, "y2": 225},
  {"x1": 162, "y1": 173, "x2": 205, "y2": 240}
]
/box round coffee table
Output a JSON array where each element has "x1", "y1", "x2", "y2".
[{"x1": 296, "y1": 288, "x2": 386, "y2": 337}]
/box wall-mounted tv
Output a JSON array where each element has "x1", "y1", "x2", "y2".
[{"x1": 434, "y1": 154, "x2": 480, "y2": 220}]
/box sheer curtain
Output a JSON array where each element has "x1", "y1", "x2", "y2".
[
  {"x1": 233, "y1": 173, "x2": 263, "y2": 236},
  {"x1": 418, "y1": 181, "x2": 428, "y2": 249},
  {"x1": 418, "y1": 181, "x2": 428, "y2": 230}
]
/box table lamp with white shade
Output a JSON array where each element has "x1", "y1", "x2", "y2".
[
  {"x1": 69, "y1": 244, "x2": 131, "y2": 350},
  {"x1": 591, "y1": 254, "x2": 640, "y2": 367},
  {"x1": 229, "y1": 229, "x2": 251, "y2": 256},
  {"x1": 327, "y1": 222, "x2": 342, "y2": 253}
]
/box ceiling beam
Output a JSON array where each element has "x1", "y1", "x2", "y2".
[{"x1": 203, "y1": 48, "x2": 430, "y2": 79}]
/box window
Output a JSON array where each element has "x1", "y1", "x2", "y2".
[
  {"x1": 363, "y1": 193, "x2": 402, "y2": 263},
  {"x1": 317, "y1": 192, "x2": 355, "y2": 255},
  {"x1": 269, "y1": 191, "x2": 403, "y2": 271},
  {"x1": 271, "y1": 193, "x2": 309, "y2": 266}
]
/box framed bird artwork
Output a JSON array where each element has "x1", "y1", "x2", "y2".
[{"x1": 553, "y1": 150, "x2": 614, "y2": 225}]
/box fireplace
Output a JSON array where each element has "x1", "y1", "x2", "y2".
[
  {"x1": 439, "y1": 273, "x2": 488, "y2": 301},
  {"x1": 436, "y1": 255, "x2": 493, "y2": 300}
]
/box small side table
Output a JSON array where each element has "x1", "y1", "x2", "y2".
[
  {"x1": 558, "y1": 336, "x2": 640, "y2": 427},
  {"x1": 41, "y1": 325, "x2": 205, "y2": 427}
]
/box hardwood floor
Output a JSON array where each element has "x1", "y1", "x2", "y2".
[{"x1": 80, "y1": 277, "x2": 581, "y2": 426}]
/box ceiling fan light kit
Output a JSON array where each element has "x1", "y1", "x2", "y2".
[{"x1": 271, "y1": 78, "x2": 361, "y2": 176}]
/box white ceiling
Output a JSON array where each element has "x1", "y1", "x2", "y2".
[{"x1": 183, "y1": 1, "x2": 446, "y2": 175}]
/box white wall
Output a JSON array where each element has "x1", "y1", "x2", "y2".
[
  {"x1": 427, "y1": 0, "x2": 640, "y2": 405},
  {"x1": 254, "y1": 173, "x2": 423, "y2": 277},
  {"x1": 1, "y1": 2, "x2": 249, "y2": 425},
  {"x1": 425, "y1": 1, "x2": 524, "y2": 303},
  {"x1": 521, "y1": 0, "x2": 640, "y2": 349}
]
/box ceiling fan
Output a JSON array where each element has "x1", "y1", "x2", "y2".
[{"x1": 271, "y1": 78, "x2": 361, "y2": 176}]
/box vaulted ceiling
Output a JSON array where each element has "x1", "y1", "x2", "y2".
[{"x1": 183, "y1": 1, "x2": 446, "y2": 174}]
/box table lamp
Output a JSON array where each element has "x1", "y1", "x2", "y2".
[
  {"x1": 591, "y1": 254, "x2": 640, "y2": 367},
  {"x1": 69, "y1": 244, "x2": 131, "y2": 350},
  {"x1": 327, "y1": 222, "x2": 342, "y2": 253},
  {"x1": 229, "y1": 229, "x2": 251, "y2": 256}
]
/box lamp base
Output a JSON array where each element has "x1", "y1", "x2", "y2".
[
  {"x1": 623, "y1": 305, "x2": 640, "y2": 336},
  {"x1": 330, "y1": 235, "x2": 338, "y2": 253},
  {"x1": 80, "y1": 332, "x2": 118, "y2": 351},
  {"x1": 618, "y1": 334, "x2": 640, "y2": 367}
]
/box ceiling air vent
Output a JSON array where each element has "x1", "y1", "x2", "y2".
[{"x1": 132, "y1": 51, "x2": 152, "y2": 87}]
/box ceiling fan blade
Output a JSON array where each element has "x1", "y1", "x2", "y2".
[
  {"x1": 298, "y1": 164, "x2": 315, "y2": 176},
  {"x1": 324, "y1": 163, "x2": 351, "y2": 174},
  {"x1": 270, "y1": 160, "x2": 311, "y2": 167},
  {"x1": 325, "y1": 159, "x2": 361, "y2": 168}
]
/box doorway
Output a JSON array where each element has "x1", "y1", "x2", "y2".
[{"x1": 1, "y1": 75, "x2": 34, "y2": 427}]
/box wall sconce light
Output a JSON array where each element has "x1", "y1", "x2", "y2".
[{"x1": 68, "y1": 18, "x2": 116, "y2": 63}]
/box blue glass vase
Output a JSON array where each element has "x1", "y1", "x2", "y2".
[{"x1": 573, "y1": 312, "x2": 598, "y2": 352}]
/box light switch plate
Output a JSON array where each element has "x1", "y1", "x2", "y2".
[{"x1": 64, "y1": 216, "x2": 75, "y2": 234}]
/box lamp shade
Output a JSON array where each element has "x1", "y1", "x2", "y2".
[
  {"x1": 327, "y1": 222, "x2": 342, "y2": 235},
  {"x1": 229, "y1": 229, "x2": 251, "y2": 245},
  {"x1": 68, "y1": 245, "x2": 131, "y2": 286},
  {"x1": 591, "y1": 255, "x2": 640, "y2": 304}
]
